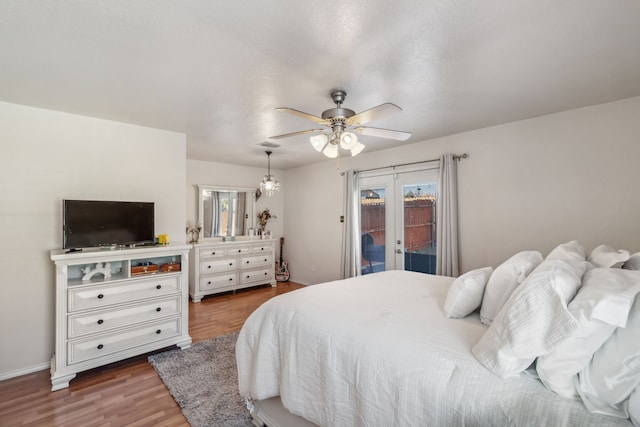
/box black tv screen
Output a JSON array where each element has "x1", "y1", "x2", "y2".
[{"x1": 63, "y1": 200, "x2": 155, "y2": 249}]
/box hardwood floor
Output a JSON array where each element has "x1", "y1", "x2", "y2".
[{"x1": 0, "y1": 282, "x2": 303, "y2": 426}]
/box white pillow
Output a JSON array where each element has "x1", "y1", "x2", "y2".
[
  {"x1": 537, "y1": 268, "x2": 640, "y2": 398},
  {"x1": 479, "y1": 251, "x2": 543, "y2": 325},
  {"x1": 624, "y1": 253, "x2": 640, "y2": 271},
  {"x1": 472, "y1": 259, "x2": 588, "y2": 378},
  {"x1": 588, "y1": 244, "x2": 630, "y2": 268},
  {"x1": 444, "y1": 267, "x2": 493, "y2": 318},
  {"x1": 629, "y1": 387, "x2": 639, "y2": 427},
  {"x1": 546, "y1": 240, "x2": 586, "y2": 262},
  {"x1": 577, "y1": 294, "x2": 640, "y2": 418}
]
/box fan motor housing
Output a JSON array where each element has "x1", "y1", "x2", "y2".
[{"x1": 322, "y1": 108, "x2": 355, "y2": 120}]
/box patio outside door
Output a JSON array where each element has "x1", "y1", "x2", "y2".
[{"x1": 358, "y1": 167, "x2": 438, "y2": 275}]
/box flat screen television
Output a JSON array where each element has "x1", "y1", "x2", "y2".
[{"x1": 63, "y1": 200, "x2": 155, "y2": 249}]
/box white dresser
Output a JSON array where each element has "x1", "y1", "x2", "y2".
[
  {"x1": 189, "y1": 239, "x2": 277, "y2": 302},
  {"x1": 49, "y1": 244, "x2": 192, "y2": 391}
]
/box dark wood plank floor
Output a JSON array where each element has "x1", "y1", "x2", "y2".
[{"x1": 0, "y1": 282, "x2": 303, "y2": 426}]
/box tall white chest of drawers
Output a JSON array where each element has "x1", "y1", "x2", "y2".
[
  {"x1": 49, "y1": 244, "x2": 192, "y2": 391},
  {"x1": 189, "y1": 239, "x2": 277, "y2": 302}
]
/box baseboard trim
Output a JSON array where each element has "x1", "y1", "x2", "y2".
[
  {"x1": 287, "y1": 278, "x2": 311, "y2": 286},
  {"x1": 0, "y1": 361, "x2": 50, "y2": 381}
]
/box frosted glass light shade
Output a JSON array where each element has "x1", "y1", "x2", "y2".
[
  {"x1": 339, "y1": 132, "x2": 358, "y2": 149},
  {"x1": 323, "y1": 143, "x2": 339, "y2": 158},
  {"x1": 350, "y1": 142, "x2": 365, "y2": 156},
  {"x1": 310, "y1": 134, "x2": 329, "y2": 152}
]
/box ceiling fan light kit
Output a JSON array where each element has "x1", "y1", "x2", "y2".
[{"x1": 270, "y1": 90, "x2": 411, "y2": 158}]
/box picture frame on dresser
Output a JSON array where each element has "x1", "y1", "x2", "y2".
[{"x1": 49, "y1": 244, "x2": 193, "y2": 391}]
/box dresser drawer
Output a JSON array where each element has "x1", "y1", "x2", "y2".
[
  {"x1": 240, "y1": 267, "x2": 272, "y2": 284},
  {"x1": 199, "y1": 273, "x2": 238, "y2": 291},
  {"x1": 241, "y1": 254, "x2": 273, "y2": 270},
  {"x1": 67, "y1": 296, "x2": 181, "y2": 339},
  {"x1": 68, "y1": 276, "x2": 180, "y2": 312},
  {"x1": 227, "y1": 245, "x2": 251, "y2": 256},
  {"x1": 201, "y1": 258, "x2": 237, "y2": 274},
  {"x1": 198, "y1": 247, "x2": 227, "y2": 259},
  {"x1": 67, "y1": 318, "x2": 182, "y2": 365},
  {"x1": 251, "y1": 243, "x2": 273, "y2": 254}
]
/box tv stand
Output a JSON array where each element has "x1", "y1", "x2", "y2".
[{"x1": 49, "y1": 244, "x2": 192, "y2": 391}]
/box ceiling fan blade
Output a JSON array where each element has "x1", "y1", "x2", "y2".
[
  {"x1": 276, "y1": 108, "x2": 330, "y2": 125},
  {"x1": 269, "y1": 128, "x2": 326, "y2": 139},
  {"x1": 353, "y1": 126, "x2": 412, "y2": 141},
  {"x1": 345, "y1": 103, "x2": 403, "y2": 126}
]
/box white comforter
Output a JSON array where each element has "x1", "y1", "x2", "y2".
[{"x1": 236, "y1": 270, "x2": 630, "y2": 427}]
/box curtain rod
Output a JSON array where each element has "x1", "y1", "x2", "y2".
[{"x1": 350, "y1": 153, "x2": 468, "y2": 174}]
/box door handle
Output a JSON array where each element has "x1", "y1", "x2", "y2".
[{"x1": 396, "y1": 249, "x2": 403, "y2": 254}]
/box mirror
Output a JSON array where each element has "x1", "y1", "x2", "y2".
[{"x1": 198, "y1": 185, "x2": 257, "y2": 238}]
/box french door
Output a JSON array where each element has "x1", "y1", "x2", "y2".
[{"x1": 358, "y1": 166, "x2": 438, "y2": 275}]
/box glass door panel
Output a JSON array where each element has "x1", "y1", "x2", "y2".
[
  {"x1": 395, "y1": 170, "x2": 438, "y2": 274},
  {"x1": 358, "y1": 174, "x2": 396, "y2": 275},
  {"x1": 360, "y1": 186, "x2": 387, "y2": 275},
  {"x1": 400, "y1": 180, "x2": 437, "y2": 274}
]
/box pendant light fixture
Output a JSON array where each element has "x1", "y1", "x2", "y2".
[{"x1": 259, "y1": 150, "x2": 280, "y2": 197}]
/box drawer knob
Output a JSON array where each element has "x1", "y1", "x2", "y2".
[
  {"x1": 246, "y1": 260, "x2": 250, "y2": 264},
  {"x1": 208, "y1": 265, "x2": 212, "y2": 269},
  {"x1": 261, "y1": 247, "x2": 264, "y2": 251},
  {"x1": 97, "y1": 294, "x2": 104, "y2": 299},
  {"x1": 212, "y1": 251, "x2": 216, "y2": 255},
  {"x1": 238, "y1": 249, "x2": 241, "y2": 253},
  {"x1": 156, "y1": 307, "x2": 161, "y2": 312},
  {"x1": 264, "y1": 258, "x2": 267, "y2": 262},
  {"x1": 156, "y1": 329, "x2": 161, "y2": 334},
  {"x1": 97, "y1": 344, "x2": 104, "y2": 350},
  {"x1": 264, "y1": 272, "x2": 268, "y2": 275},
  {"x1": 156, "y1": 285, "x2": 162, "y2": 290},
  {"x1": 229, "y1": 262, "x2": 233, "y2": 266},
  {"x1": 229, "y1": 277, "x2": 233, "y2": 281},
  {"x1": 207, "y1": 281, "x2": 211, "y2": 285},
  {"x1": 97, "y1": 319, "x2": 104, "y2": 325}
]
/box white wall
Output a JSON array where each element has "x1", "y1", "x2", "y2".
[
  {"x1": 186, "y1": 159, "x2": 284, "y2": 241},
  {"x1": 3, "y1": 95, "x2": 639, "y2": 377},
  {"x1": 284, "y1": 96, "x2": 640, "y2": 285},
  {"x1": 0, "y1": 102, "x2": 187, "y2": 379}
]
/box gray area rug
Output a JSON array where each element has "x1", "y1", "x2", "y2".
[{"x1": 148, "y1": 331, "x2": 252, "y2": 427}]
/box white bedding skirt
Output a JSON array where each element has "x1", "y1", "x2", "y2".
[{"x1": 236, "y1": 270, "x2": 631, "y2": 427}]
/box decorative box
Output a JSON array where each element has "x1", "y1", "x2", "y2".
[
  {"x1": 131, "y1": 263, "x2": 158, "y2": 275},
  {"x1": 160, "y1": 263, "x2": 181, "y2": 272}
]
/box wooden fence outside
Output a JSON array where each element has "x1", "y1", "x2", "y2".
[{"x1": 360, "y1": 196, "x2": 436, "y2": 252}]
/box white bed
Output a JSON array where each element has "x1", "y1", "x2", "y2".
[{"x1": 236, "y1": 270, "x2": 633, "y2": 427}]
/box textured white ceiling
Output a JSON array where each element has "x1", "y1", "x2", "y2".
[{"x1": 1, "y1": 1, "x2": 639, "y2": 169}]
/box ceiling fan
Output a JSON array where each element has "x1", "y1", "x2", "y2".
[{"x1": 269, "y1": 90, "x2": 411, "y2": 158}]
